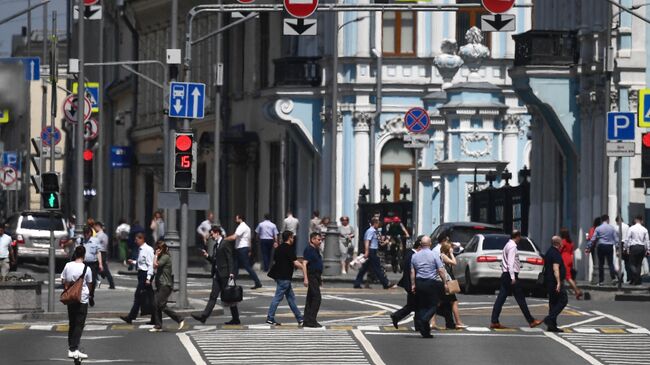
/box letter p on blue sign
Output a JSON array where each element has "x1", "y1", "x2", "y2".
[{"x1": 607, "y1": 112, "x2": 636, "y2": 141}]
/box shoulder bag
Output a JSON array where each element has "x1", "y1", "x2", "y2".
[
  {"x1": 221, "y1": 277, "x2": 243, "y2": 303},
  {"x1": 60, "y1": 264, "x2": 88, "y2": 305}
]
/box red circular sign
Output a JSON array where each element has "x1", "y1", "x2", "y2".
[
  {"x1": 0, "y1": 166, "x2": 17, "y2": 186},
  {"x1": 236, "y1": 0, "x2": 255, "y2": 3},
  {"x1": 283, "y1": 0, "x2": 318, "y2": 19},
  {"x1": 481, "y1": 0, "x2": 515, "y2": 14},
  {"x1": 83, "y1": 149, "x2": 94, "y2": 161},
  {"x1": 643, "y1": 133, "x2": 650, "y2": 148},
  {"x1": 176, "y1": 135, "x2": 192, "y2": 152},
  {"x1": 84, "y1": 0, "x2": 99, "y2": 5}
]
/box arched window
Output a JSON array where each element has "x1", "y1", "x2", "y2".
[{"x1": 380, "y1": 139, "x2": 415, "y2": 202}]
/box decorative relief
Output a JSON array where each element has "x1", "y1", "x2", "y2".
[
  {"x1": 460, "y1": 132, "x2": 493, "y2": 158},
  {"x1": 353, "y1": 112, "x2": 372, "y2": 132},
  {"x1": 434, "y1": 144, "x2": 444, "y2": 162},
  {"x1": 629, "y1": 89, "x2": 639, "y2": 112},
  {"x1": 458, "y1": 27, "x2": 490, "y2": 76},
  {"x1": 466, "y1": 182, "x2": 489, "y2": 195},
  {"x1": 610, "y1": 90, "x2": 619, "y2": 112},
  {"x1": 379, "y1": 116, "x2": 408, "y2": 138},
  {"x1": 434, "y1": 39, "x2": 463, "y2": 88},
  {"x1": 518, "y1": 117, "x2": 531, "y2": 140},
  {"x1": 503, "y1": 114, "x2": 521, "y2": 134}
]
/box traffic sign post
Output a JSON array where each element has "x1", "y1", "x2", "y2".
[
  {"x1": 480, "y1": 14, "x2": 515, "y2": 32},
  {"x1": 481, "y1": 0, "x2": 515, "y2": 13},
  {"x1": 0, "y1": 166, "x2": 17, "y2": 187},
  {"x1": 40, "y1": 126, "x2": 62, "y2": 146},
  {"x1": 284, "y1": 0, "x2": 319, "y2": 18},
  {"x1": 607, "y1": 112, "x2": 636, "y2": 141},
  {"x1": 169, "y1": 82, "x2": 206, "y2": 119},
  {"x1": 402, "y1": 108, "x2": 430, "y2": 237},
  {"x1": 404, "y1": 107, "x2": 431, "y2": 134},
  {"x1": 84, "y1": 118, "x2": 99, "y2": 141},
  {"x1": 73, "y1": 82, "x2": 100, "y2": 112},
  {"x1": 63, "y1": 94, "x2": 92, "y2": 123},
  {"x1": 639, "y1": 89, "x2": 650, "y2": 128}
]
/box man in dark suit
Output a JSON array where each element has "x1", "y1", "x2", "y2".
[
  {"x1": 390, "y1": 236, "x2": 421, "y2": 329},
  {"x1": 192, "y1": 226, "x2": 240, "y2": 324}
]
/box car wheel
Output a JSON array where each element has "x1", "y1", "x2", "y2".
[{"x1": 464, "y1": 268, "x2": 476, "y2": 294}]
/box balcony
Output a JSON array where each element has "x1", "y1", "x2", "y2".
[
  {"x1": 513, "y1": 31, "x2": 579, "y2": 67},
  {"x1": 274, "y1": 57, "x2": 322, "y2": 87}
]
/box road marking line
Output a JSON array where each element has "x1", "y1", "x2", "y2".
[
  {"x1": 560, "y1": 316, "x2": 605, "y2": 328},
  {"x1": 1, "y1": 324, "x2": 27, "y2": 330},
  {"x1": 543, "y1": 332, "x2": 603, "y2": 365},
  {"x1": 590, "y1": 310, "x2": 642, "y2": 329},
  {"x1": 519, "y1": 327, "x2": 544, "y2": 332},
  {"x1": 248, "y1": 324, "x2": 272, "y2": 329},
  {"x1": 47, "y1": 335, "x2": 123, "y2": 340},
  {"x1": 177, "y1": 331, "x2": 207, "y2": 365},
  {"x1": 573, "y1": 328, "x2": 601, "y2": 333},
  {"x1": 364, "y1": 332, "x2": 546, "y2": 338},
  {"x1": 85, "y1": 325, "x2": 108, "y2": 331},
  {"x1": 628, "y1": 328, "x2": 650, "y2": 334},
  {"x1": 466, "y1": 326, "x2": 491, "y2": 332},
  {"x1": 29, "y1": 325, "x2": 53, "y2": 331},
  {"x1": 351, "y1": 329, "x2": 386, "y2": 365},
  {"x1": 357, "y1": 325, "x2": 380, "y2": 331}
]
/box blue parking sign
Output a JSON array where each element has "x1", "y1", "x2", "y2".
[{"x1": 607, "y1": 112, "x2": 635, "y2": 141}]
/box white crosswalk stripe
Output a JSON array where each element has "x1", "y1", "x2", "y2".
[
  {"x1": 189, "y1": 329, "x2": 370, "y2": 364},
  {"x1": 559, "y1": 333, "x2": 650, "y2": 365}
]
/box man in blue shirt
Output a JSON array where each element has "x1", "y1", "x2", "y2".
[
  {"x1": 543, "y1": 236, "x2": 568, "y2": 332},
  {"x1": 410, "y1": 236, "x2": 448, "y2": 338},
  {"x1": 303, "y1": 232, "x2": 324, "y2": 327},
  {"x1": 255, "y1": 213, "x2": 279, "y2": 272},
  {"x1": 353, "y1": 218, "x2": 392, "y2": 289},
  {"x1": 588, "y1": 215, "x2": 619, "y2": 285}
]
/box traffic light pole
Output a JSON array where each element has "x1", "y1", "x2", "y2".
[
  {"x1": 47, "y1": 12, "x2": 58, "y2": 313},
  {"x1": 75, "y1": 0, "x2": 86, "y2": 237}
]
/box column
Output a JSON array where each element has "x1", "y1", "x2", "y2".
[
  {"x1": 336, "y1": 114, "x2": 344, "y2": 219},
  {"x1": 502, "y1": 114, "x2": 520, "y2": 185},
  {"x1": 353, "y1": 112, "x2": 371, "y2": 201}
]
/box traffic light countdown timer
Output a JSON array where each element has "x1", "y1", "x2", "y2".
[{"x1": 174, "y1": 132, "x2": 195, "y2": 190}]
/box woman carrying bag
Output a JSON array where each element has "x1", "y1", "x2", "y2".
[
  {"x1": 60, "y1": 246, "x2": 93, "y2": 360},
  {"x1": 150, "y1": 242, "x2": 185, "y2": 332}
]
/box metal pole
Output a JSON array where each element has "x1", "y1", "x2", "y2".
[
  {"x1": 371, "y1": 44, "x2": 381, "y2": 203},
  {"x1": 75, "y1": 0, "x2": 85, "y2": 235},
  {"x1": 414, "y1": 148, "x2": 420, "y2": 235},
  {"x1": 617, "y1": 157, "x2": 623, "y2": 290},
  {"x1": 212, "y1": 0, "x2": 223, "y2": 217},
  {"x1": 97, "y1": 3, "x2": 105, "y2": 221},
  {"x1": 47, "y1": 11, "x2": 57, "y2": 313},
  {"x1": 0, "y1": 1, "x2": 50, "y2": 27},
  {"x1": 40, "y1": 2, "x2": 48, "y2": 206}
]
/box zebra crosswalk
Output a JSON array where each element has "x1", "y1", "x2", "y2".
[
  {"x1": 189, "y1": 329, "x2": 370, "y2": 365},
  {"x1": 558, "y1": 332, "x2": 650, "y2": 365}
]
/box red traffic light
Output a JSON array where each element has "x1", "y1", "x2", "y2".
[
  {"x1": 643, "y1": 133, "x2": 650, "y2": 148},
  {"x1": 176, "y1": 135, "x2": 192, "y2": 152},
  {"x1": 83, "y1": 149, "x2": 94, "y2": 161}
]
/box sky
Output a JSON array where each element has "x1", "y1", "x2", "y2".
[{"x1": 0, "y1": 0, "x2": 69, "y2": 57}]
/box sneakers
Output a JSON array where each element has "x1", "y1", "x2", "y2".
[
  {"x1": 119, "y1": 315, "x2": 132, "y2": 324},
  {"x1": 149, "y1": 327, "x2": 163, "y2": 332},
  {"x1": 178, "y1": 320, "x2": 185, "y2": 330},
  {"x1": 383, "y1": 281, "x2": 396, "y2": 289},
  {"x1": 266, "y1": 319, "x2": 281, "y2": 326},
  {"x1": 68, "y1": 350, "x2": 76, "y2": 358},
  {"x1": 191, "y1": 313, "x2": 206, "y2": 324},
  {"x1": 68, "y1": 350, "x2": 88, "y2": 359},
  {"x1": 546, "y1": 326, "x2": 564, "y2": 333}
]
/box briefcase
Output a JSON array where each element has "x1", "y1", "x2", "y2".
[{"x1": 220, "y1": 278, "x2": 243, "y2": 303}]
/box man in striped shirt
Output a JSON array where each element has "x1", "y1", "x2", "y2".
[{"x1": 490, "y1": 230, "x2": 543, "y2": 329}]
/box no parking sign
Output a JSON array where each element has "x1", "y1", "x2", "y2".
[{"x1": 403, "y1": 107, "x2": 430, "y2": 134}]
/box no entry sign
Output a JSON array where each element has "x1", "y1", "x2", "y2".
[
  {"x1": 284, "y1": 0, "x2": 318, "y2": 19},
  {"x1": 481, "y1": 0, "x2": 515, "y2": 14}
]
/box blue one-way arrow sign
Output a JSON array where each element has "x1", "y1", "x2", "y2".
[
  {"x1": 0, "y1": 57, "x2": 40, "y2": 80},
  {"x1": 169, "y1": 82, "x2": 205, "y2": 119}
]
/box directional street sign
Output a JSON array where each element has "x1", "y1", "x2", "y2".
[
  {"x1": 480, "y1": 14, "x2": 515, "y2": 32},
  {"x1": 63, "y1": 94, "x2": 92, "y2": 123},
  {"x1": 232, "y1": 12, "x2": 251, "y2": 18},
  {"x1": 73, "y1": 5, "x2": 102, "y2": 20},
  {"x1": 283, "y1": 18, "x2": 317, "y2": 35},
  {"x1": 40, "y1": 126, "x2": 62, "y2": 146},
  {"x1": 84, "y1": 118, "x2": 99, "y2": 141},
  {"x1": 169, "y1": 82, "x2": 206, "y2": 119},
  {"x1": 22, "y1": 57, "x2": 40, "y2": 80},
  {"x1": 404, "y1": 107, "x2": 430, "y2": 134},
  {"x1": 73, "y1": 82, "x2": 100, "y2": 113},
  {"x1": 0, "y1": 166, "x2": 17, "y2": 187},
  {"x1": 2, "y1": 151, "x2": 18, "y2": 172},
  {"x1": 607, "y1": 112, "x2": 635, "y2": 141},
  {"x1": 284, "y1": 0, "x2": 319, "y2": 19},
  {"x1": 606, "y1": 142, "x2": 635, "y2": 157},
  {"x1": 481, "y1": 0, "x2": 515, "y2": 13},
  {"x1": 639, "y1": 89, "x2": 650, "y2": 128},
  {"x1": 0, "y1": 109, "x2": 8, "y2": 123}
]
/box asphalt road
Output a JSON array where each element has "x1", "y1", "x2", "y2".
[{"x1": 1, "y1": 262, "x2": 649, "y2": 365}]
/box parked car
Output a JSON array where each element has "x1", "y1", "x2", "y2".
[
  {"x1": 453, "y1": 233, "x2": 544, "y2": 295},
  {"x1": 430, "y1": 222, "x2": 505, "y2": 253},
  {"x1": 5, "y1": 211, "x2": 71, "y2": 270}
]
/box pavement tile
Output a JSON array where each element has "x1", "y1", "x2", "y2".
[
  {"x1": 573, "y1": 327, "x2": 600, "y2": 333},
  {"x1": 466, "y1": 326, "x2": 491, "y2": 332},
  {"x1": 55, "y1": 325, "x2": 69, "y2": 332},
  {"x1": 85, "y1": 325, "x2": 108, "y2": 331},
  {"x1": 329, "y1": 325, "x2": 354, "y2": 331},
  {"x1": 29, "y1": 325, "x2": 53, "y2": 331},
  {"x1": 1, "y1": 324, "x2": 27, "y2": 330},
  {"x1": 383, "y1": 326, "x2": 408, "y2": 331},
  {"x1": 600, "y1": 328, "x2": 626, "y2": 334},
  {"x1": 493, "y1": 328, "x2": 517, "y2": 332},
  {"x1": 221, "y1": 325, "x2": 244, "y2": 330},
  {"x1": 519, "y1": 327, "x2": 544, "y2": 332},
  {"x1": 110, "y1": 324, "x2": 136, "y2": 330}
]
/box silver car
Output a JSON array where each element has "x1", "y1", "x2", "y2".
[
  {"x1": 5, "y1": 211, "x2": 71, "y2": 269},
  {"x1": 454, "y1": 234, "x2": 544, "y2": 294}
]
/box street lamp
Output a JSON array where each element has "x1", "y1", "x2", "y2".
[
  {"x1": 324, "y1": 13, "x2": 368, "y2": 276},
  {"x1": 370, "y1": 47, "x2": 381, "y2": 203}
]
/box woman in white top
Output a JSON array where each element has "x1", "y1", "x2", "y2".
[
  {"x1": 150, "y1": 211, "x2": 165, "y2": 243},
  {"x1": 61, "y1": 245, "x2": 93, "y2": 360}
]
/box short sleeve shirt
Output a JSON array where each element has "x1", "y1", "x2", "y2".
[
  {"x1": 235, "y1": 222, "x2": 251, "y2": 249},
  {"x1": 303, "y1": 245, "x2": 323, "y2": 272},
  {"x1": 82, "y1": 237, "x2": 102, "y2": 263},
  {"x1": 61, "y1": 262, "x2": 93, "y2": 304},
  {"x1": 255, "y1": 220, "x2": 279, "y2": 240},
  {"x1": 364, "y1": 226, "x2": 379, "y2": 249},
  {"x1": 272, "y1": 243, "x2": 297, "y2": 280},
  {"x1": 0, "y1": 234, "x2": 12, "y2": 259},
  {"x1": 96, "y1": 231, "x2": 109, "y2": 252},
  {"x1": 411, "y1": 248, "x2": 444, "y2": 280},
  {"x1": 544, "y1": 246, "x2": 566, "y2": 285}
]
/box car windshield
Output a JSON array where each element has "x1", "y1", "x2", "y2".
[
  {"x1": 482, "y1": 236, "x2": 536, "y2": 252},
  {"x1": 20, "y1": 215, "x2": 65, "y2": 231},
  {"x1": 450, "y1": 226, "x2": 503, "y2": 246}
]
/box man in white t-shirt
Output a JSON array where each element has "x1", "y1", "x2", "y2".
[
  {"x1": 226, "y1": 214, "x2": 262, "y2": 289},
  {"x1": 61, "y1": 245, "x2": 93, "y2": 359},
  {"x1": 0, "y1": 226, "x2": 14, "y2": 278},
  {"x1": 196, "y1": 212, "x2": 215, "y2": 247}
]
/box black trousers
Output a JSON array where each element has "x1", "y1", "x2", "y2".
[
  {"x1": 597, "y1": 244, "x2": 616, "y2": 283},
  {"x1": 152, "y1": 285, "x2": 183, "y2": 327},
  {"x1": 393, "y1": 290, "x2": 417, "y2": 323},
  {"x1": 491, "y1": 272, "x2": 534, "y2": 324},
  {"x1": 201, "y1": 276, "x2": 239, "y2": 321},
  {"x1": 67, "y1": 302, "x2": 88, "y2": 351},
  {"x1": 127, "y1": 270, "x2": 153, "y2": 319},
  {"x1": 436, "y1": 295, "x2": 456, "y2": 329},
  {"x1": 304, "y1": 271, "x2": 322, "y2": 325},
  {"x1": 629, "y1": 245, "x2": 647, "y2": 285},
  {"x1": 85, "y1": 261, "x2": 100, "y2": 299},
  {"x1": 414, "y1": 278, "x2": 442, "y2": 337},
  {"x1": 544, "y1": 283, "x2": 568, "y2": 328},
  {"x1": 99, "y1": 252, "x2": 114, "y2": 288}
]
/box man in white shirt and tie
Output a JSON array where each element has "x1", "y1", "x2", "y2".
[
  {"x1": 120, "y1": 232, "x2": 154, "y2": 323},
  {"x1": 226, "y1": 214, "x2": 262, "y2": 289},
  {"x1": 625, "y1": 215, "x2": 650, "y2": 285}
]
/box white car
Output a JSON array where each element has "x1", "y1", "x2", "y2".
[{"x1": 453, "y1": 234, "x2": 544, "y2": 295}]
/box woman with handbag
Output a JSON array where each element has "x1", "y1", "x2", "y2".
[
  {"x1": 150, "y1": 242, "x2": 185, "y2": 332},
  {"x1": 191, "y1": 226, "x2": 240, "y2": 324},
  {"x1": 560, "y1": 228, "x2": 583, "y2": 300},
  {"x1": 60, "y1": 245, "x2": 93, "y2": 360},
  {"x1": 440, "y1": 240, "x2": 466, "y2": 328},
  {"x1": 430, "y1": 239, "x2": 462, "y2": 329}
]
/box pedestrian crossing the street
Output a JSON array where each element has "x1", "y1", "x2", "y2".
[
  {"x1": 557, "y1": 332, "x2": 650, "y2": 365},
  {"x1": 188, "y1": 329, "x2": 370, "y2": 365}
]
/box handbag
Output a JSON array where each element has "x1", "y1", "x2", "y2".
[
  {"x1": 139, "y1": 286, "x2": 155, "y2": 316},
  {"x1": 350, "y1": 255, "x2": 367, "y2": 270},
  {"x1": 446, "y1": 279, "x2": 461, "y2": 295},
  {"x1": 221, "y1": 278, "x2": 243, "y2": 303},
  {"x1": 536, "y1": 264, "x2": 546, "y2": 286},
  {"x1": 60, "y1": 264, "x2": 88, "y2": 305}
]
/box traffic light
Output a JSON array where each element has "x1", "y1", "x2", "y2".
[
  {"x1": 30, "y1": 138, "x2": 43, "y2": 193},
  {"x1": 41, "y1": 172, "x2": 60, "y2": 210},
  {"x1": 83, "y1": 149, "x2": 95, "y2": 199},
  {"x1": 174, "y1": 132, "x2": 194, "y2": 190},
  {"x1": 642, "y1": 133, "x2": 650, "y2": 177}
]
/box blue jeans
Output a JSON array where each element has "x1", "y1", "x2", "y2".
[
  {"x1": 234, "y1": 247, "x2": 262, "y2": 287},
  {"x1": 354, "y1": 249, "x2": 389, "y2": 287},
  {"x1": 267, "y1": 280, "x2": 303, "y2": 323},
  {"x1": 260, "y1": 239, "x2": 274, "y2": 272}
]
